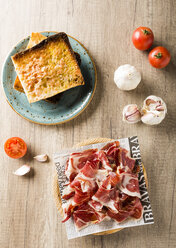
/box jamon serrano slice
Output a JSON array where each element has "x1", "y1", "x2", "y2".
[
  {"x1": 70, "y1": 176, "x2": 97, "y2": 205},
  {"x1": 92, "y1": 173, "x2": 120, "y2": 212},
  {"x1": 101, "y1": 141, "x2": 120, "y2": 170},
  {"x1": 101, "y1": 141, "x2": 120, "y2": 154},
  {"x1": 80, "y1": 160, "x2": 99, "y2": 178},
  {"x1": 62, "y1": 199, "x2": 76, "y2": 222},
  {"x1": 119, "y1": 173, "x2": 141, "y2": 198},
  {"x1": 65, "y1": 149, "x2": 99, "y2": 180},
  {"x1": 101, "y1": 142, "x2": 136, "y2": 173},
  {"x1": 103, "y1": 172, "x2": 120, "y2": 188},
  {"x1": 88, "y1": 200, "x2": 103, "y2": 211},
  {"x1": 118, "y1": 148, "x2": 136, "y2": 173},
  {"x1": 98, "y1": 150, "x2": 112, "y2": 171},
  {"x1": 70, "y1": 175, "x2": 97, "y2": 193},
  {"x1": 62, "y1": 190, "x2": 91, "y2": 223},
  {"x1": 73, "y1": 203, "x2": 106, "y2": 230},
  {"x1": 107, "y1": 197, "x2": 143, "y2": 222},
  {"x1": 62, "y1": 185, "x2": 75, "y2": 200}
]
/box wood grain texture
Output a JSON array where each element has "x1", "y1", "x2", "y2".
[{"x1": 0, "y1": 0, "x2": 176, "y2": 247}]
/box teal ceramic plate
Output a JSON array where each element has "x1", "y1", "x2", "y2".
[{"x1": 2, "y1": 32, "x2": 97, "y2": 125}]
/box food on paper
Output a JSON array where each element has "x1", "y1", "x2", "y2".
[
  {"x1": 61, "y1": 141, "x2": 143, "y2": 231},
  {"x1": 148, "y1": 46, "x2": 171, "y2": 68},
  {"x1": 54, "y1": 137, "x2": 154, "y2": 239},
  {"x1": 141, "y1": 95, "x2": 167, "y2": 125},
  {"x1": 4, "y1": 137, "x2": 27, "y2": 159},
  {"x1": 114, "y1": 64, "x2": 141, "y2": 91},
  {"x1": 11, "y1": 32, "x2": 85, "y2": 103},
  {"x1": 13, "y1": 165, "x2": 30, "y2": 176},
  {"x1": 123, "y1": 104, "x2": 141, "y2": 124},
  {"x1": 34, "y1": 154, "x2": 48, "y2": 162},
  {"x1": 132, "y1": 27, "x2": 154, "y2": 50}
]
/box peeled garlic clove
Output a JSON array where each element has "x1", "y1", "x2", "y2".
[
  {"x1": 141, "y1": 95, "x2": 167, "y2": 125},
  {"x1": 13, "y1": 165, "x2": 30, "y2": 176},
  {"x1": 123, "y1": 104, "x2": 141, "y2": 124},
  {"x1": 34, "y1": 154, "x2": 48, "y2": 162},
  {"x1": 114, "y1": 64, "x2": 141, "y2": 91}
]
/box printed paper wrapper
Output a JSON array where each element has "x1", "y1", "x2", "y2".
[{"x1": 53, "y1": 136, "x2": 154, "y2": 239}]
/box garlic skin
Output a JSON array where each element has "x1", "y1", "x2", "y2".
[
  {"x1": 114, "y1": 64, "x2": 141, "y2": 91},
  {"x1": 141, "y1": 95, "x2": 167, "y2": 125},
  {"x1": 123, "y1": 104, "x2": 141, "y2": 124},
  {"x1": 34, "y1": 154, "x2": 48, "y2": 162},
  {"x1": 13, "y1": 165, "x2": 30, "y2": 176}
]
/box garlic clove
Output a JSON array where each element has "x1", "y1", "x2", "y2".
[
  {"x1": 13, "y1": 165, "x2": 30, "y2": 176},
  {"x1": 114, "y1": 64, "x2": 141, "y2": 91},
  {"x1": 141, "y1": 95, "x2": 167, "y2": 125},
  {"x1": 141, "y1": 112, "x2": 156, "y2": 125},
  {"x1": 34, "y1": 154, "x2": 48, "y2": 162},
  {"x1": 123, "y1": 104, "x2": 141, "y2": 124},
  {"x1": 145, "y1": 99, "x2": 156, "y2": 106},
  {"x1": 156, "y1": 105, "x2": 164, "y2": 111}
]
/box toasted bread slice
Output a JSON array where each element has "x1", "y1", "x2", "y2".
[
  {"x1": 12, "y1": 33, "x2": 85, "y2": 103},
  {"x1": 14, "y1": 32, "x2": 46, "y2": 93},
  {"x1": 14, "y1": 33, "x2": 81, "y2": 105}
]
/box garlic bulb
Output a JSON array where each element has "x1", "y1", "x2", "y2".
[
  {"x1": 114, "y1": 64, "x2": 141, "y2": 91},
  {"x1": 13, "y1": 165, "x2": 30, "y2": 176},
  {"x1": 123, "y1": 104, "x2": 141, "y2": 124},
  {"x1": 141, "y1": 95, "x2": 167, "y2": 125},
  {"x1": 34, "y1": 154, "x2": 48, "y2": 162}
]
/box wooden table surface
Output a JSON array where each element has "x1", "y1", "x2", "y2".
[{"x1": 0, "y1": 0, "x2": 176, "y2": 247}]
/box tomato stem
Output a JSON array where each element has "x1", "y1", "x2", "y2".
[
  {"x1": 143, "y1": 29, "x2": 150, "y2": 35},
  {"x1": 154, "y1": 53, "x2": 162, "y2": 59}
]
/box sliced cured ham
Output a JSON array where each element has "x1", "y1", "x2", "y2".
[
  {"x1": 107, "y1": 208, "x2": 130, "y2": 222},
  {"x1": 95, "y1": 169, "x2": 108, "y2": 182},
  {"x1": 65, "y1": 149, "x2": 98, "y2": 180},
  {"x1": 62, "y1": 185, "x2": 75, "y2": 200},
  {"x1": 80, "y1": 160, "x2": 99, "y2": 178},
  {"x1": 70, "y1": 175, "x2": 98, "y2": 194},
  {"x1": 73, "y1": 189, "x2": 91, "y2": 205},
  {"x1": 62, "y1": 199, "x2": 76, "y2": 222},
  {"x1": 106, "y1": 172, "x2": 120, "y2": 187},
  {"x1": 119, "y1": 173, "x2": 141, "y2": 198},
  {"x1": 92, "y1": 174, "x2": 120, "y2": 212},
  {"x1": 107, "y1": 197, "x2": 143, "y2": 222},
  {"x1": 98, "y1": 150, "x2": 112, "y2": 171},
  {"x1": 130, "y1": 197, "x2": 143, "y2": 219},
  {"x1": 101, "y1": 141, "x2": 120, "y2": 154},
  {"x1": 88, "y1": 200, "x2": 103, "y2": 211},
  {"x1": 101, "y1": 141, "x2": 121, "y2": 169},
  {"x1": 119, "y1": 148, "x2": 136, "y2": 173},
  {"x1": 61, "y1": 141, "x2": 143, "y2": 230},
  {"x1": 73, "y1": 203, "x2": 106, "y2": 230}
]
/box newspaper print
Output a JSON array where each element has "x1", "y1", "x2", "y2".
[{"x1": 53, "y1": 136, "x2": 154, "y2": 239}]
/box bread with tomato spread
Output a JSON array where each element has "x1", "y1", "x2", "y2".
[
  {"x1": 11, "y1": 32, "x2": 85, "y2": 103},
  {"x1": 13, "y1": 32, "x2": 46, "y2": 93}
]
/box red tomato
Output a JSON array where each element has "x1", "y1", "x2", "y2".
[
  {"x1": 148, "y1": 46, "x2": 171, "y2": 68},
  {"x1": 4, "y1": 137, "x2": 27, "y2": 159},
  {"x1": 132, "y1": 27, "x2": 154, "y2": 50}
]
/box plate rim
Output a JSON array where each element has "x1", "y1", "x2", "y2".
[{"x1": 2, "y1": 31, "x2": 97, "y2": 125}]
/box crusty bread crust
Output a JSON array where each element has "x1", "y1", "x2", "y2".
[{"x1": 12, "y1": 33, "x2": 79, "y2": 66}]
